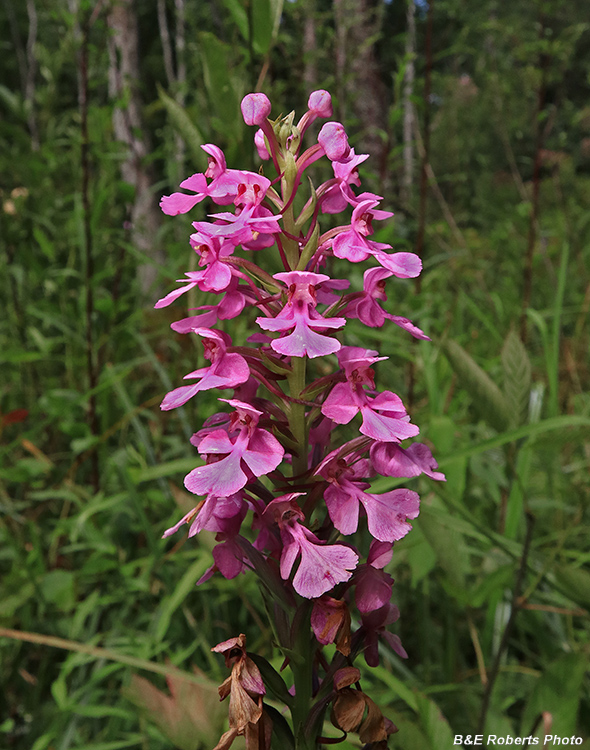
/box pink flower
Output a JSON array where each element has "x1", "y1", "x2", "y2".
[
  {"x1": 185, "y1": 400, "x2": 284, "y2": 497},
  {"x1": 265, "y1": 495, "x2": 359, "y2": 599},
  {"x1": 320, "y1": 455, "x2": 420, "y2": 542},
  {"x1": 163, "y1": 492, "x2": 245, "y2": 539},
  {"x1": 160, "y1": 329, "x2": 250, "y2": 411},
  {"x1": 256, "y1": 271, "x2": 345, "y2": 358},
  {"x1": 318, "y1": 122, "x2": 351, "y2": 162},
  {"x1": 319, "y1": 149, "x2": 369, "y2": 214},
  {"x1": 361, "y1": 603, "x2": 407, "y2": 667},
  {"x1": 254, "y1": 129, "x2": 270, "y2": 160},
  {"x1": 370, "y1": 441, "x2": 446, "y2": 481},
  {"x1": 296, "y1": 91, "x2": 334, "y2": 139},
  {"x1": 154, "y1": 272, "x2": 203, "y2": 309},
  {"x1": 184, "y1": 399, "x2": 285, "y2": 497},
  {"x1": 189, "y1": 232, "x2": 238, "y2": 292},
  {"x1": 308, "y1": 90, "x2": 333, "y2": 118},
  {"x1": 159, "y1": 145, "x2": 242, "y2": 215},
  {"x1": 154, "y1": 236, "x2": 240, "y2": 308},
  {"x1": 170, "y1": 279, "x2": 252, "y2": 331},
  {"x1": 321, "y1": 347, "x2": 419, "y2": 442},
  {"x1": 331, "y1": 198, "x2": 422, "y2": 278},
  {"x1": 194, "y1": 203, "x2": 281, "y2": 248},
  {"x1": 241, "y1": 93, "x2": 272, "y2": 126},
  {"x1": 346, "y1": 267, "x2": 430, "y2": 338},
  {"x1": 354, "y1": 566, "x2": 395, "y2": 615}
]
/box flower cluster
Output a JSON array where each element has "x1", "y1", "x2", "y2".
[{"x1": 158, "y1": 90, "x2": 443, "y2": 749}]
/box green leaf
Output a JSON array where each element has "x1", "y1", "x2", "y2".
[
  {"x1": 467, "y1": 564, "x2": 514, "y2": 608},
  {"x1": 415, "y1": 692, "x2": 456, "y2": 749},
  {"x1": 504, "y1": 444, "x2": 532, "y2": 540},
  {"x1": 129, "y1": 457, "x2": 197, "y2": 484},
  {"x1": 222, "y1": 0, "x2": 249, "y2": 41},
  {"x1": 158, "y1": 86, "x2": 207, "y2": 170},
  {"x1": 428, "y1": 415, "x2": 466, "y2": 501},
  {"x1": 58, "y1": 738, "x2": 144, "y2": 750},
  {"x1": 41, "y1": 570, "x2": 75, "y2": 612},
  {"x1": 249, "y1": 653, "x2": 294, "y2": 708},
  {"x1": 521, "y1": 653, "x2": 588, "y2": 738},
  {"x1": 265, "y1": 704, "x2": 295, "y2": 749},
  {"x1": 199, "y1": 32, "x2": 243, "y2": 137},
  {"x1": 371, "y1": 666, "x2": 418, "y2": 712},
  {"x1": 437, "y1": 416, "x2": 590, "y2": 468},
  {"x1": 33, "y1": 226, "x2": 56, "y2": 261},
  {"x1": 418, "y1": 502, "x2": 468, "y2": 590},
  {"x1": 502, "y1": 329, "x2": 531, "y2": 427},
  {"x1": 553, "y1": 564, "x2": 590, "y2": 609},
  {"x1": 252, "y1": 0, "x2": 273, "y2": 55},
  {"x1": 441, "y1": 339, "x2": 511, "y2": 432},
  {"x1": 153, "y1": 556, "x2": 211, "y2": 642}
]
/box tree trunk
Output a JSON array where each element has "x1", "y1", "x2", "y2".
[
  {"x1": 333, "y1": 0, "x2": 389, "y2": 190},
  {"x1": 401, "y1": 0, "x2": 416, "y2": 206},
  {"x1": 302, "y1": 0, "x2": 317, "y2": 93},
  {"x1": 107, "y1": 0, "x2": 162, "y2": 295}
]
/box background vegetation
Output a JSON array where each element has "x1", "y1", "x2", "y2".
[{"x1": 1, "y1": 0, "x2": 589, "y2": 748}]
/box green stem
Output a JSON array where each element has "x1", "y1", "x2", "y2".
[
  {"x1": 280, "y1": 151, "x2": 300, "y2": 268},
  {"x1": 289, "y1": 356, "x2": 308, "y2": 479},
  {"x1": 290, "y1": 603, "x2": 315, "y2": 750}
]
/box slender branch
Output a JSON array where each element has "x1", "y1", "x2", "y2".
[
  {"x1": 2, "y1": 0, "x2": 28, "y2": 96},
  {"x1": 401, "y1": 0, "x2": 415, "y2": 206},
  {"x1": 0, "y1": 628, "x2": 212, "y2": 687},
  {"x1": 80, "y1": 8, "x2": 100, "y2": 493},
  {"x1": 414, "y1": 0, "x2": 434, "y2": 291},
  {"x1": 25, "y1": 0, "x2": 39, "y2": 149},
  {"x1": 520, "y1": 16, "x2": 549, "y2": 344},
  {"x1": 157, "y1": 0, "x2": 175, "y2": 87},
  {"x1": 477, "y1": 512, "x2": 535, "y2": 735}
]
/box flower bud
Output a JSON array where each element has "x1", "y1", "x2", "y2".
[
  {"x1": 308, "y1": 89, "x2": 333, "y2": 118},
  {"x1": 254, "y1": 129, "x2": 270, "y2": 160},
  {"x1": 241, "y1": 93, "x2": 272, "y2": 126},
  {"x1": 318, "y1": 122, "x2": 350, "y2": 162}
]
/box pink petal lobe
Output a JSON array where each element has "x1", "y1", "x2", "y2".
[{"x1": 160, "y1": 192, "x2": 203, "y2": 215}]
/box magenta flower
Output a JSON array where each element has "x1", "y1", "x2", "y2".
[
  {"x1": 241, "y1": 93, "x2": 272, "y2": 126},
  {"x1": 170, "y1": 279, "x2": 252, "y2": 332},
  {"x1": 194, "y1": 203, "x2": 281, "y2": 248},
  {"x1": 159, "y1": 144, "x2": 242, "y2": 215},
  {"x1": 320, "y1": 455, "x2": 420, "y2": 542},
  {"x1": 354, "y1": 565, "x2": 395, "y2": 615},
  {"x1": 370, "y1": 441, "x2": 446, "y2": 481},
  {"x1": 154, "y1": 235, "x2": 242, "y2": 308},
  {"x1": 318, "y1": 122, "x2": 351, "y2": 162},
  {"x1": 308, "y1": 89, "x2": 333, "y2": 118},
  {"x1": 254, "y1": 129, "x2": 270, "y2": 160},
  {"x1": 361, "y1": 603, "x2": 407, "y2": 667},
  {"x1": 256, "y1": 271, "x2": 345, "y2": 358},
  {"x1": 319, "y1": 149, "x2": 369, "y2": 214},
  {"x1": 163, "y1": 492, "x2": 245, "y2": 539},
  {"x1": 265, "y1": 496, "x2": 359, "y2": 599},
  {"x1": 321, "y1": 347, "x2": 419, "y2": 442},
  {"x1": 330, "y1": 198, "x2": 422, "y2": 278},
  {"x1": 296, "y1": 90, "x2": 334, "y2": 139},
  {"x1": 346, "y1": 267, "x2": 430, "y2": 338},
  {"x1": 160, "y1": 329, "x2": 250, "y2": 411},
  {"x1": 185, "y1": 400, "x2": 284, "y2": 497}
]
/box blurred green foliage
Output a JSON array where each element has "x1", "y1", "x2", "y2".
[{"x1": 1, "y1": 0, "x2": 589, "y2": 748}]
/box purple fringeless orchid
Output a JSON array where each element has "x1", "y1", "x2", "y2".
[{"x1": 156, "y1": 89, "x2": 444, "y2": 749}]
